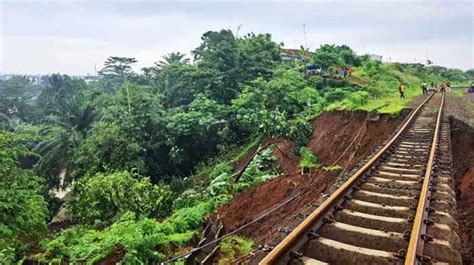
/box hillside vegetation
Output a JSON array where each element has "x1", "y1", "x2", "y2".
[{"x1": 0, "y1": 29, "x2": 471, "y2": 263}]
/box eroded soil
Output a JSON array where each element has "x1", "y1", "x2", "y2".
[
  {"x1": 217, "y1": 110, "x2": 407, "y2": 246},
  {"x1": 446, "y1": 89, "x2": 474, "y2": 264}
]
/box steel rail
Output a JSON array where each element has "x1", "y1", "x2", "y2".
[
  {"x1": 259, "y1": 93, "x2": 436, "y2": 265},
  {"x1": 163, "y1": 116, "x2": 370, "y2": 264},
  {"x1": 404, "y1": 93, "x2": 445, "y2": 264}
]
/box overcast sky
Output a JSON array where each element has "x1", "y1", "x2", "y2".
[{"x1": 1, "y1": 0, "x2": 472, "y2": 75}]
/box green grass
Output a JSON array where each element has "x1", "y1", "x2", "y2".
[
  {"x1": 450, "y1": 88, "x2": 464, "y2": 97},
  {"x1": 451, "y1": 81, "x2": 472, "y2": 87},
  {"x1": 357, "y1": 86, "x2": 422, "y2": 114}
]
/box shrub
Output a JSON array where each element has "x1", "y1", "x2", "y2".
[
  {"x1": 234, "y1": 146, "x2": 280, "y2": 192},
  {"x1": 298, "y1": 147, "x2": 320, "y2": 174},
  {"x1": 172, "y1": 189, "x2": 204, "y2": 210},
  {"x1": 70, "y1": 171, "x2": 173, "y2": 224},
  {"x1": 35, "y1": 201, "x2": 214, "y2": 264},
  {"x1": 0, "y1": 132, "x2": 48, "y2": 262},
  {"x1": 218, "y1": 236, "x2": 253, "y2": 265}
]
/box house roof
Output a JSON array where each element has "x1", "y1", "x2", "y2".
[{"x1": 281, "y1": 48, "x2": 313, "y2": 59}]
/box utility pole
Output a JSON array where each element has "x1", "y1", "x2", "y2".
[
  {"x1": 303, "y1": 24, "x2": 307, "y2": 48},
  {"x1": 124, "y1": 74, "x2": 131, "y2": 115},
  {"x1": 303, "y1": 24, "x2": 308, "y2": 64}
]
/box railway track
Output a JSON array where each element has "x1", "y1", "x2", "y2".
[{"x1": 259, "y1": 93, "x2": 462, "y2": 265}]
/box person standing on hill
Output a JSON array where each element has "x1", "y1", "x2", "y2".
[
  {"x1": 399, "y1": 84, "x2": 406, "y2": 98},
  {"x1": 421, "y1": 82, "x2": 428, "y2": 95}
]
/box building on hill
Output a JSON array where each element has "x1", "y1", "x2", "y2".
[
  {"x1": 281, "y1": 48, "x2": 313, "y2": 62},
  {"x1": 83, "y1": 75, "x2": 100, "y2": 83},
  {"x1": 367, "y1": 54, "x2": 383, "y2": 62},
  {"x1": 407, "y1": 63, "x2": 425, "y2": 67}
]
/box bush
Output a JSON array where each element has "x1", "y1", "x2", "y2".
[
  {"x1": 218, "y1": 236, "x2": 253, "y2": 265},
  {"x1": 70, "y1": 171, "x2": 173, "y2": 224},
  {"x1": 172, "y1": 189, "x2": 204, "y2": 210},
  {"x1": 35, "y1": 201, "x2": 215, "y2": 264},
  {"x1": 234, "y1": 146, "x2": 280, "y2": 192},
  {"x1": 73, "y1": 122, "x2": 145, "y2": 177}
]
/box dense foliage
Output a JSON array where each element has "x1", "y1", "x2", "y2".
[
  {"x1": 35, "y1": 201, "x2": 215, "y2": 264},
  {"x1": 0, "y1": 29, "x2": 471, "y2": 263},
  {"x1": 0, "y1": 132, "x2": 48, "y2": 263},
  {"x1": 69, "y1": 171, "x2": 173, "y2": 224}
]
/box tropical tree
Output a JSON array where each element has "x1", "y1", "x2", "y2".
[
  {"x1": 465, "y1": 69, "x2": 474, "y2": 80},
  {"x1": 36, "y1": 74, "x2": 88, "y2": 116},
  {"x1": 0, "y1": 76, "x2": 41, "y2": 124},
  {"x1": 154, "y1": 63, "x2": 200, "y2": 107},
  {"x1": 34, "y1": 96, "x2": 96, "y2": 188},
  {"x1": 193, "y1": 30, "x2": 281, "y2": 103},
  {"x1": 157, "y1": 52, "x2": 190, "y2": 67},
  {"x1": 99, "y1": 56, "x2": 137, "y2": 89}
]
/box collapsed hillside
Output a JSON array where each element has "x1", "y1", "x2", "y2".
[
  {"x1": 217, "y1": 109, "x2": 407, "y2": 246},
  {"x1": 446, "y1": 91, "x2": 474, "y2": 264},
  {"x1": 208, "y1": 90, "x2": 474, "y2": 264},
  {"x1": 3, "y1": 27, "x2": 471, "y2": 264},
  {"x1": 451, "y1": 118, "x2": 474, "y2": 264}
]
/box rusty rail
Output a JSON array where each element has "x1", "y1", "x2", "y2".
[
  {"x1": 404, "y1": 93, "x2": 445, "y2": 264},
  {"x1": 259, "y1": 93, "x2": 437, "y2": 264}
]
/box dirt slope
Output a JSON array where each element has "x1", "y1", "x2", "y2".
[
  {"x1": 446, "y1": 89, "x2": 474, "y2": 264},
  {"x1": 217, "y1": 109, "x2": 406, "y2": 245}
]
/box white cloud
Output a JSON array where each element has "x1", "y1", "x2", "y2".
[{"x1": 0, "y1": 0, "x2": 472, "y2": 74}]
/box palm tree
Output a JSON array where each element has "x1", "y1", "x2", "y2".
[
  {"x1": 156, "y1": 52, "x2": 190, "y2": 68},
  {"x1": 34, "y1": 96, "x2": 96, "y2": 188}
]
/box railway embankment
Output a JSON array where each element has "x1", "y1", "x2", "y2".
[{"x1": 207, "y1": 91, "x2": 474, "y2": 264}]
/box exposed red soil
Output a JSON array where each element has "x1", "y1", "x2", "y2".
[
  {"x1": 218, "y1": 172, "x2": 328, "y2": 244},
  {"x1": 450, "y1": 118, "x2": 474, "y2": 264},
  {"x1": 445, "y1": 90, "x2": 474, "y2": 264},
  {"x1": 217, "y1": 110, "x2": 406, "y2": 245},
  {"x1": 273, "y1": 140, "x2": 300, "y2": 175},
  {"x1": 309, "y1": 110, "x2": 407, "y2": 168}
]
